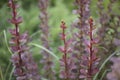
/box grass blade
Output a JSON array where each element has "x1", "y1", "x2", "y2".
[
  {"x1": 9, "y1": 67, "x2": 15, "y2": 80},
  {"x1": 93, "y1": 50, "x2": 120, "y2": 80},
  {"x1": 30, "y1": 30, "x2": 41, "y2": 39},
  {"x1": 0, "y1": 66, "x2": 4, "y2": 80},
  {"x1": 4, "y1": 62, "x2": 12, "y2": 80},
  {"x1": 29, "y1": 43, "x2": 59, "y2": 60},
  {"x1": 100, "y1": 69, "x2": 110, "y2": 80},
  {"x1": 3, "y1": 30, "x2": 13, "y2": 55}
]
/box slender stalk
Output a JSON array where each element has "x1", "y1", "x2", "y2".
[
  {"x1": 85, "y1": 17, "x2": 99, "y2": 80},
  {"x1": 62, "y1": 24, "x2": 69, "y2": 80},
  {"x1": 11, "y1": 0, "x2": 22, "y2": 64},
  {"x1": 60, "y1": 21, "x2": 69, "y2": 80},
  {"x1": 88, "y1": 17, "x2": 93, "y2": 78}
]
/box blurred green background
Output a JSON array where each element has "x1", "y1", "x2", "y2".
[{"x1": 0, "y1": 0, "x2": 120, "y2": 80}]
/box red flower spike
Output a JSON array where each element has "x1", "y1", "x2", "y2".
[
  {"x1": 82, "y1": 17, "x2": 100, "y2": 79},
  {"x1": 87, "y1": 17, "x2": 99, "y2": 78},
  {"x1": 8, "y1": 0, "x2": 40, "y2": 79},
  {"x1": 39, "y1": 0, "x2": 56, "y2": 79},
  {"x1": 59, "y1": 21, "x2": 75, "y2": 79}
]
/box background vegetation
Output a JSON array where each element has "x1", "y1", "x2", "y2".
[{"x1": 0, "y1": 0, "x2": 120, "y2": 80}]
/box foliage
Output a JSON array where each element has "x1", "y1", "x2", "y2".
[{"x1": 0, "y1": 0, "x2": 120, "y2": 80}]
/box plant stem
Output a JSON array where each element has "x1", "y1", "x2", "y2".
[
  {"x1": 62, "y1": 25, "x2": 69, "y2": 80},
  {"x1": 87, "y1": 17, "x2": 94, "y2": 79},
  {"x1": 11, "y1": 0, "x2": 22, "y2": 64}
]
